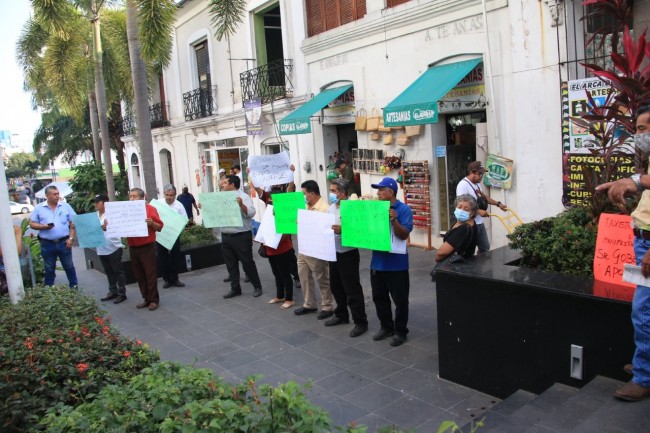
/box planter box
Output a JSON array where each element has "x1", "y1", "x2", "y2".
[
  {"x1": 435, "y1": 245, "x2": 634, "y2": 399},
  {"x1": 84, "y1": 242, "x2": 224, "y2": 285}
]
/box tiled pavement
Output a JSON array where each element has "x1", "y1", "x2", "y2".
[{"x1": 69, "y1": 245, "x2": 499, "y2": 432}]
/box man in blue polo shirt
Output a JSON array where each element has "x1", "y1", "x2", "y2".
[
  {"x1": 370, "y1": 177, "x2": 413, "y2": 347},
  {"x1": 29, "y1": 185, "x2": 78, "y2": 288}
]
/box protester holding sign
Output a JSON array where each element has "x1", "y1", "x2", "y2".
[
  {"x1": 220, "y1": 175, "x2": 263, "y2": 299},
  {"x1": 327, "y1": 178, "x2": 368, "y2": 337},
  {"x1": 94, "y1": 194, "x2": 127, "y2": 304},
  {"x1": 157, "y1": 184, "x2": 187, "y2": 289},
  {"x1": 370, "y1": 177, "x2": 413, "y2": 347}
]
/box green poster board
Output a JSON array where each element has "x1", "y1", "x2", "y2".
[
  {"x1": 272, "y1": 192, "x2": 306, "y2": 234},
  {"x1": 340, "y1": 200, "x2": 391, "y2": 251},
  {"x1": 150, "y1": 199, "x2": 189, "y2": 250},
  {"x1": 199, "y1": 192, "x2": 243, "y2": 228}
]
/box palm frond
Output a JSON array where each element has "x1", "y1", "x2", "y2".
[
  {"x1": 136, "y1": 0, "x2": 176, "y2": 68},
  {"x1": 207, "y1": 0, "x2": 247, "y2": 41}
]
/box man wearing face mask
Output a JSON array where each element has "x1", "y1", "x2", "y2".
[
  {"x1": 596, "y1": 104, "x2": 650, "y2": 402},
  {"x1": 294, "y1": 180, "x2": 334, "y2": 319},
  {"x1": 326, "y1": 178, "x2": 368, "y2": 337}
]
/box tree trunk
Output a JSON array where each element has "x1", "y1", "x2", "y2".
[
  {"x1": 126, "y1": 0, "x2": 157, "y2": 200},
  {"x1": 91, "y1": 2, "x2": 116, "y2": 200},
  {"x1": 87, "y1": 90, "x2": 102, "y2": 164}
]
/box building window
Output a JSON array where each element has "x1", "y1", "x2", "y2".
[
  {"x1": 306, "y1": 0, "x2": 367, "y2": 37},
  {"x1": 194, "y1": 41, "x2": 210, "y2": 89}
]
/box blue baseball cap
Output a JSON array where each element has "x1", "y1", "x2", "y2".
[{"x1": 371, "y1": 177, "x2": 398, "y2": 193}]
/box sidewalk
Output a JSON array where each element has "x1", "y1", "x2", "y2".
[{"x1": 69, "y1": 245, "x2": 498, "y2": 432}]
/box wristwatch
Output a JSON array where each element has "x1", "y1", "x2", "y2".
[{"x1": 631, "y1": 174, "x2": 644, "y2": 192}]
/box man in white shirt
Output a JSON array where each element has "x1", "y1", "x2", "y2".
[
  {"x1": 455, "y1": 161, "x2": 507, "y2": 253},
  {"x1": 157, "y1": 184, "x2": 187, "y2": 289},
  {"x1": 94, "y1": 194, "x2": 127, "y2": 304},
  {"x1": 233, "y1": 165, "x2": 244, "y2": 192}
]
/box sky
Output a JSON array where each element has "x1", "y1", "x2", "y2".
[{"x1": 0, "y1": 2, "x2": 42, "y2": 147}]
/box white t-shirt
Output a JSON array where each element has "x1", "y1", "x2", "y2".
[
  {"x1": 328, "y1": 203, "x2": 355, "y2": 254},
  {"x1": 456, "y1": 177, "x2": 485, "y2": 225},
  {"x1": 97, "y1": 212, "x2": 123, "y2": 256},
  {"x1": 164, "y1": 199, "x2": 187, "y2": 217}
]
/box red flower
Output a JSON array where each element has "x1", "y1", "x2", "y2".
[
  {"x1": 136, "y1": 339, "x2": 142, "y2": 346},
  {"x1": 24, "y1": 338, "x2": 33, "y2": 350},
  {"x1": 95, "y1": 317, "x2": 104, "y2": 326},
  {"x1": 76, "y1": 363, "x2": 89, "y2": 373},
  {"x1": 123, "y1": 351, "x2": 131, "y2": 358},
  {"x1": 46, "y1": 339, "x2": 52, "y2": 344}
]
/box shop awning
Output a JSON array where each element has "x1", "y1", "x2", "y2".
[
  {"x1": 383, "y1": 58, "x2": 482, "y2": 127},
  {"x1": 279, "y1": 84, "x2": 353, "y2": 135}
]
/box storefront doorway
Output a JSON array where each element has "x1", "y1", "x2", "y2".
[{"x1": 201, "y1": 137, "x2": 249, "y2": 193}]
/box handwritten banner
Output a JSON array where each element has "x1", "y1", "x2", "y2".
[
  {"x1": 272, "y1": 192, "x2": 306, "y2": 234},
  {"x1": 340, "y1": 200, "x2": 391, "y2": 251},
  {"x1": 71, "y1": 213, "x2": 107, "y2": 249},
  {"x1": 199, "y1": 192, "x2": 243, "y2": 228},
  {"x1": 297, "y1": 209, "x2": 336, "y2": 261},
  {"x1": 104, "y1": 200, "x2": 148, "y2": 238},
  {"x1": 254, "y1": 204, "x2": 282, "y2": 249},
  {"x1": 150, "y1": 199, "x2": 189, "y2": 250},
  {"x1": 248, "y1": 151, "x2": 293, "y2": 188},
  {"x1": 593, "y1": 213, "x2": 635, "y2": 289}
]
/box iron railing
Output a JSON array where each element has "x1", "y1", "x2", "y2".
[
  {"x1": 121, "y1": 114, "x2": 136, "y2": 137},
  {"x1": 240, "y1": 59, "x2": 294, "y2": 106},
  {"x1": 120, "y1": 102, "x2": 170, "y2": 137},
  {"x1": 183, "y1": 85, "x2": 218, "y2": 121}
]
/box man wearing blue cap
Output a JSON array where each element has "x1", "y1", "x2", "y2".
[{"x1": 370, "y1": 177, "x2": 413, "y2": 346}]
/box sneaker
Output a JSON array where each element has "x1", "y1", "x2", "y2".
[
  {"x1": 349, "y1": 325, "x2": 368, "y2": 338},
  {"x1": 390, "y1": 334, "x2": 407, "y2": 347},
  {"x1": 324, "y1": 317, "x2": 349, "y2": 327},
  {"x1": 372, "y1": 328, "x2": 394, "y2": 341},
  {"x1": 253, "y1": 288, "x2": 263, "y2": 297},
  {"x1": 317, "y1": 310, "x2": 334, "y2": 320},
  {"x1": 101, "y1": 293, "x2": 118, "y2": 301},
  {"x1": 113, "y1": 295, "x2": 127, "y2": 304}
]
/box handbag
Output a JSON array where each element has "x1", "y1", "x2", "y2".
[
  {"x1": 370, "y1": 131, "x2": 380, "y2": 141},
  {"x1": 396, "y1": 134, "x2": 411, "y2": 146},
  {"x1": 378, "y1": 116, "x2": 391, "y2": 133},
  {"x1": 430, "y1": 252, "x2": 464, "y2": 282},
  {"x1": 464, "y1": 179, "x2": 488, "y2": 210},
  {"x1": 354, "y1": 108, "x2": 367, "y2": 131},
  {"x1": 257, "y1": 243, "x2": 268, "y2": 258},
  {"x1": 405, "y1": 125, "x2": 422, "y2": 137},
  {"x1": 366, "y1": 108, "x2": 381, "y2": 131},
  {"x1": 383, "y1": 133, "x2": 393, "y2": 145}
]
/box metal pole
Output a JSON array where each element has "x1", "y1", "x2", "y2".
[{"x1": 0, "y1": 156, "x2": 26, "y2": 304}]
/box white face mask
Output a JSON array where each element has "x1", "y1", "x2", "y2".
[{"x1": 636, "y1": 133, "x2": 650, "y2": 155}]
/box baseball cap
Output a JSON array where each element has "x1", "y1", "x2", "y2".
[
  {"x1": 468, "y1": 161, "x2": 486, "y2": 173},
  {"x1": 218, "y1": 168, "x2": 226, "y2": 174},
  {"x1": 334, "y1": 159, "x2": 344, "y2": 168},
  {"x1": 93, "y1": 194, "x2": 109, "y2": 203},
  {"x1": 371, "y1": 177, "x2": 398, "y2": 193}
]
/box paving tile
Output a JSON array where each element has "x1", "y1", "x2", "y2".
[
  {"x1": 320, "y1": 398, "x2": 369, "y2": 428},
  {"x1": 380, "y1": 367, "x2": 437, "y2": 395},
  {"x1": 265, "y1": 347, "x2": 318, "y2": 368},
  {"x1": 343, "y1": 382, "x2": 405, "y2": 412},
  {"x1": 230, "y1": 330, "x2": 271, "y2": 348},
  {"x1": 291, "y1": 358, "x2": 344, "y2": 382},
  {"x1": 279, "y1": 329, "x2": 321, "y2": 347},
  {"x1": 229, "y1": 358, "x2": 285, "y2": 380},
  {"x1": 377, "y1": 395, "x2": 441, "y2": 429},
  {"x1": 316, "y1": 370, "x2": 373, "y2": 397},
  {"x1": 197, "y1": 340, "x2": 241, "y2": 359},
  {"x1": 380, "y1": 344, "x2": 434, "y2": 368},
  {"x1": 353, "y1": 413, "x2": 393, "y2": 433},
  {"x1": 165, "y1": 326, "x2": 224, "y2": 349},
  {"x1": 409, "y1": 377, "x2": 476, "y2": 410},
  {"x1": 321, "y1": 346, "x2": 374, "y2": 369},
  {"x1": 211, "y1": 348, "x2": 259, "y2": 370},
  {"x1": 300, "y1": 336, "x2": 346, "y2": 356}
]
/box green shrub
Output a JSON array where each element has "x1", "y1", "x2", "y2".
[
  {"x1": 507, "y1": 206, "x2": 597, "y2": 277},
  {"x1": 0, "y1": 286, "x2": 159, "y2": 432},
  {"x1": 180, "y1": 224, "x2": 216, "y2": 247},
  {"x1": 68, "y1": 163, "x2": 129, "y2": 214},
  {"x1": 41, "y1": 362, "x2": 353, "y2": 433}
]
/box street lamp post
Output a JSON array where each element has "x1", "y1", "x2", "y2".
[{"x1": 0, "y1": 155, "x2": 25, "y2": 304}]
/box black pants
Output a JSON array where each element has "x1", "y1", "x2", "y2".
[
  {"x1": 268, "y1": 249, "x2": 294, "y2": 301},
  {"x1": 287, "y1": 247, "x2": 299, "y2": 281},
  {"x1": 371, "y1": 269, "x2": 410, "y2": 336},
  {"x1": 98, "y1": 248, "x2": 126, "y2": 296},
  {"x1": 157, "y1": 239, "x2": 181, "y2": 282},
  {"x1": 330, "y1": 249, "x2": 367, "y2": 326},
  {"x1": 221, "y1": 231, "x2": 262, "y2": 292}
]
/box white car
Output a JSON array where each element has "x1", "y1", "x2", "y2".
[{"x1": 9, "y1": 201, "x2": 34, "y2": 214}]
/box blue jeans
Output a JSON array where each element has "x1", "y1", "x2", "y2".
[
  {"x1": 633, "y1": 238, "x2": 650, "y2": 386},
  {"x1": 40, "y1": 239, "x2": 78, "y2": 287},
  {"x1": 476, "y1": 223, "x2": 490, "y2": 253}
]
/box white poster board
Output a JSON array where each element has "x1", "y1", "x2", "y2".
[
  {"x1": 254, "y1": 204, "x2": 282, "y2": 249},
  {"x1": 297, "y1": 209, "x2": 336, "y2": 262},
  {"x1": 104, "y1": 200, "x2": 148, "y2": 238},
  {"x1": 248, "y1": 151, "x2": 294, "y2": 188}
]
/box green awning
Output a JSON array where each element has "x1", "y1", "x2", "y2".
[
  {"x1": 279, "y1": 84, "x2": 353, "y2": 135},
  {"x1": 383, "y1": 58, "x2": 482, "y2": 127}
]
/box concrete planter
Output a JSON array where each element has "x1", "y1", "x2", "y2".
[
  {"x1": 435, "y1": 245, "x2": 634, "y2": 399},
  {"x1": 84, "y1": 241, "x2": 224, "y2": 285}
]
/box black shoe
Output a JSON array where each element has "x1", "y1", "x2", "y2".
[
  {"x1": 223, "y1": 290, "x2": 242, "y2": 299},
  {"x1": 317, "y1": 310, "x2": 334, "y2": 320},
  {"x1": 294, "y1": 279, "x2": 301, "y2": 289},
  {"x1": 223, "y1": 276, "x2": 232, "y2": 283},
  {"x1": 253, "y1": 288, "x2": 263, "y2": 297},
  {"x1": 113, "y1": 295, "x2": 127, "y2": 304},
  {"x1": 244, "y1": 276, "x2": 251, "y2": 283},
  {"x1": 325, "y1": 317, "x2": 349, "y2": 327},
  {"x1": 101, "y1": 293, "x2": 118, "y2": 301},
  {"x1": 162, "y1": 280, "x2": 172, "y2": 289},
  {"x1": 390, "y1": 334, "x2": 407, "y2": 347},
  {"x1": 172, "y1": 280, "x2": 186, "y2": 288},
  {"x1": 349, "y1": 325, "x2": 368, "y2": 338},
  {"x1": 372, "y1": 328, "x2": 394, "y2": 341},
  {"x1": 294, "y1": 307, "x2": 317, "y2": 316}
]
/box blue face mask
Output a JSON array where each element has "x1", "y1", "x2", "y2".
[
  {"x1": 329, "y1": 192, "x2": 339, "y2": 204},
  {"x1": 454, "y1": 208, "x2": 471, "y2": 222}
]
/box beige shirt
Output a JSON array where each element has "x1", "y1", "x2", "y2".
[
  {"x1": 632, "y1": 190, "x2": 650, "y2": 230},
  {"x1": 309, "y1": 196, "x2": 329, "y2": 213}
]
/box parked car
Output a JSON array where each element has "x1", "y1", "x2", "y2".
[{"x1": 9, "y1": 201, "x2": 34, "y2": 214}]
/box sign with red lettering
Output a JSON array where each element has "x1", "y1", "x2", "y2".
[{"x1": 594, "y1": 213, "x2": 635, "y2": 289}]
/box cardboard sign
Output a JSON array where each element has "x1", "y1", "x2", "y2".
[
  {"x1": 199, "y1": 192, "x2": 243, "y2": 228},
  {"x1": 150, "y1": 199, "x2": 189, "y2": 250},
  {"x1": 340, "y1": 200, "x2": 391, "y2": 251},
  {"x1": 297, "y1": 209, "x2": 336, "y2": 261},
  {"x1": 71, "y1": 213, "x2": 107, "y2": 248},
  {"x1": 272, "y1": 192, "x2": 306, "y2": 234},
  {"x1": 593, "y1": 213, "x2": 635, "y2": 289},
  {"x1": 104, "y1": 200, "x2": 148, "y2": 238}
]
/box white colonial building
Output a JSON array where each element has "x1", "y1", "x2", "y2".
[{"x1": 121, "y1": 0, "x2": 650, "y2": 249}]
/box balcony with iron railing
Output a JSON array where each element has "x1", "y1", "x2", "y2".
[
  {"x1": 240, "y1": 59, "x2": 294, "y2": 106},
  {"x1": 182, "y1": 85, "x2": 218, "y2": 121},
  {"x1": 120, "y1": 102, "x2": 170, "y2": 137}
]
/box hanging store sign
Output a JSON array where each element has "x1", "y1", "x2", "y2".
[
  {"x1": 323, "y1": 105, "x2": 355, "y2": 125},
  {"x1": 244, "y1": 98, "x2": 262, "y2": 136}
]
